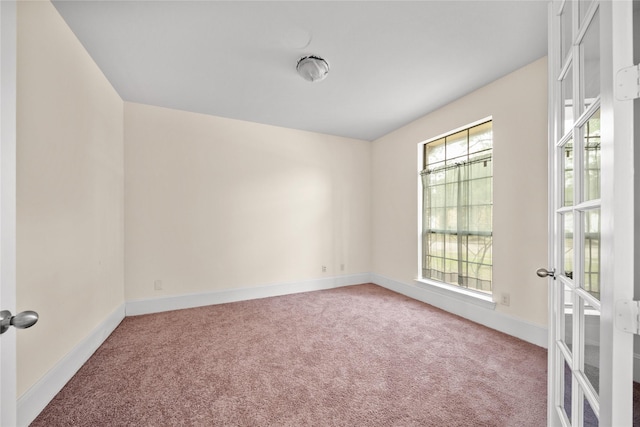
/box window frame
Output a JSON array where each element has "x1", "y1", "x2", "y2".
[{"x1": 416, "y1": 116, "x2": 496, "y2": 309}]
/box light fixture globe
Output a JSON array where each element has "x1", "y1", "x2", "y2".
[{"x1": 296, "y1": 55, "x2": 330, "y2": 82}]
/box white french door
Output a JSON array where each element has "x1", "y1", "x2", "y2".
[{"x1": 547, "y1": 1, "x2": 635, "y2": 426}]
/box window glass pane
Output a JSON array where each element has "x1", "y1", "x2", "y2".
[
  {"x1": 470, "y1": 177, "x2": 492, "y2": 205},
  {"x1": 563, "y1": 212, "x2": 574, "y2": 279},
  {"x1": 430, "y1": 255, "x2": 443, "y2": 276},
  {"x1": 562, "y1": 67, "x2": 574, "y2": 135},
  {"x1": 459, "y1": 254, "x2": 469, "y2": 285},
  {"x1": 429, "y1": 233, "x2": 444, "y2": 257},
  {"x1": 468, "y1": 236, "x2": 491, "y2": 270},
  {"x1": 469, "y1": 153, "x2": 492, "y2": 179},
  {"x1": 583, "y1": 297, "x2": 600, "y2": 395},
  {"x1": 581, "y1": 10, "x2": 600, "y2": 111},
  {"x1": 445, "y1": 182, "x2": 458, "y2": 207},
  {"x1": 584, "y1": 209, "x2": 600, "y2": 300},
  {"x1": 583, "y1": 109, "x2": 601, "y2": 201},
  {"x1": 424, "y1": 230, "x2": 445, "y2": 281},
  {"x1": 563, "y1": 139, "x2": 574, "y2": 207},
  {"x1": 430, "y1": 207, "x2": 445, "y2": 231},
  {"x1": 561, "y1": 1, "x2": 573, "y2": 62},
  {"x1": 429, "y1": 184, "x2": 445, "y2": 208},
  {"x1": 564, "y1": 284, "x2": 573, "y2": 352},
  {"x1": 445, "y1": 207, "x2": 457, "y2": 231},
  {"x1": 445, "y1": 164, "x2": 464, "y2": 184},
  {"x1": 445, "y1": 233, "x2": 458, "y2": 270},
  {"x1": 427, "y1": 168, "x2": 445, "y2": 186},
  {"x1": 468, "y1": 122, "x2": 492, "y2": 154},
  {"x1": 459, "y1": 233, "x2": 469, "y2": 263},
  {"x1": 426, "y1": 138, "x2": 445, "y2": 165},
  {"x1": 477, "y1": 265, "x2": 492, "y2": 292},
  {"x1": 445, "y1": 130, "x2": 468, "y2": 161},
  {"x1": 469, "y1": 205, "x2": 492, "y2": 233}
]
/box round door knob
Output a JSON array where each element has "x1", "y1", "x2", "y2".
[
  {"x1": 536, "y1": 268, "x2": 556, "y2": 278},
  {"x1": 0, "y1": 310, "x2": 39, "y2": 334},
  {"x1": 11, "y1": 310, "x2": 39, "y2": 329}
]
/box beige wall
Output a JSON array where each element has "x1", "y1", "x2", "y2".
[
  {"x1": 371, "y1": 57, "x2": 549, "y2": 326},
  {"x1": 16, "y1": 1, "x2": 124, "y2": 396},
  {"x1": 124, "y1": 103, "x2": 371, "y2": 300}
]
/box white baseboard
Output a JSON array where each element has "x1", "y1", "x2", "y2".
[
  {"x1": 370, "y1": 273, "x2": 548, "y2": 348},
  {"x1": 125, "y1": 273, "x2": 373, "y2": 316},
  {"x1": 17, "y1": 304, "x2": 125, "y2": 427}
]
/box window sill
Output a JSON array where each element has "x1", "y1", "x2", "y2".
[{"x1": 414, "y1": 278, "x2": 497, "y2": 310}]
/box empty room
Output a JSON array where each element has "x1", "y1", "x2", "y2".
[{"x1": 0, "y1": 0, "x2": 637, "y2": 426}]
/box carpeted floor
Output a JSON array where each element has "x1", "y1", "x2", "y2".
[{"x1": 32, "y1": 284, "x2": 548, "y2": 426}]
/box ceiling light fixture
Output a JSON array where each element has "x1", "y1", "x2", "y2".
[{"x1": 296, "y1": 55, "x2": 330, "y2": 82}]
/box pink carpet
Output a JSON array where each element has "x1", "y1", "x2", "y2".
[{"x1": 32, "y1": 284, "x2": 547, "y2": 426}]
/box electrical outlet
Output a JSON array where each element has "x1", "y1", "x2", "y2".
[
  {"x1": 154, "y1": 280, "x2": 163, "y2": 291},
  {"x1": 340, "y1": 264, "x2": 345, "y2": 271},
  {"x1": 500, "y1": 293, "x2": 510, "y2": 306},
  {"x1": 322, "y1": 266, "x2": 327, "y2": 273}
]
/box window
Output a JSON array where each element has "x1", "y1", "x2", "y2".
[{"x1": 420, "y1": 120, "x2": 493, "y2": 294}]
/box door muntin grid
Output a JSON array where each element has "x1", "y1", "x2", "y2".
[{"x1": 553, "y1": 1, "x2": 602, "y2": 425}]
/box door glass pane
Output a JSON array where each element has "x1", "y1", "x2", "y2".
[
  {"x1": 561, "y1": 1, "x2": 573, "y2": 62},
  {"x1": 583, "y1": 109, "x2": 601, "y2": 201},
  {"x1": 583, "y1": 297, "x2": 600, "y2": 394},
  {"x1": 562, "y1": 67, "x2": 574, "y2": 135},
  {"x1": 564, "y1": 283, "x2": 573, "y2": 351},
  {"x1": 584, "y1": 395, "x2": 599, "y2": 426},
  {"x1": 563, "y1": 139, "x2": 574, "y2": 206},
  {"x1": 581, "y1": 9, "x2": 600, "y2": 111},
  {"x1": 564, "y1": 360, "x2": 573, "y2": 421},
  {"x1": 563, "y1": 213, "x2": 574, "y2": 279},
  {"x1": 579, "y1": 0, "x2": 594, "y2": 26},
  {"x1": 584, "y1": 209, "x2": 600, "y2": 299}
]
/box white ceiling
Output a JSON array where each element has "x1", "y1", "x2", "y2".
[{"x1": 52, "y1": 1, "x2": 548, "y2": 141}]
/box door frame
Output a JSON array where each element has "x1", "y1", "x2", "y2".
[
  {"x1": 598, "y1": 0, "x2": 635, "y2": 424},
  {"x1": 0, "y1": 1, "x2": 18, "y2": 426}
]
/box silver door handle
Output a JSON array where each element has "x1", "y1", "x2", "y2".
[
  {"x1": 536, "y1": 268, "x2": 556, "y2": 279},
  {"x1": 0, "y1": 310, "x2": 38, "y2": 334}
]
